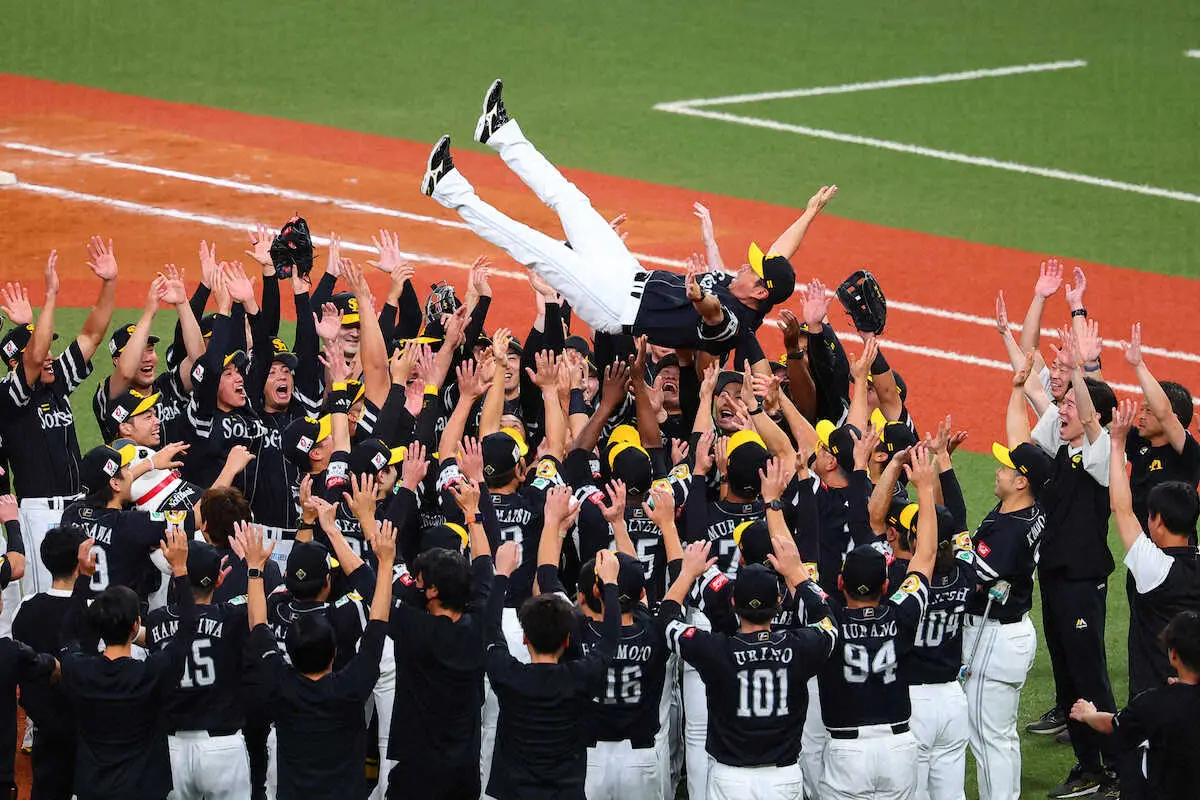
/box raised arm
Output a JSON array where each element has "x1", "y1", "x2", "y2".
[
  {"x1": 23, "y1": 253, "x2": 59, "y2": 389},
  {"x1": 766, "y1": 186, "x2": 838, "y2": 260},
  {"x1": 1065, "y1": 266, "x2": 1101, "y2": 378},
  {"x1": 479, "y1": 329, "x2": 511, "y2": 437},
  {"x1": 846, "y1": 337, "x2": 876, "y2": 432},
  {"x1": 527, "y1": 350, "x2": 567, "y2": 461},
  {"x1": 1066, "y1": 327, "x2": 1105, "y2": 445},
  {"x1": 692, "y1": 203, "x2": 726, "y2": 274},
  {"x1": 111, "y1": 281, "x2": 163, "y2": 397},
  {"x1": 994, "y1": 291, "x2": 1030, "y2": 371},
  {"x1": 1122, "y1": 323, "x2": 1189, "y2": 453},
  {"x1": 904, "y1": 446, "x2": 938, "y2": 580},
  {"x1": 744, "y1": 365, "x2": 796, "y2": 463},
  {"x1": 1108, "y1": 400, "x2": 1145, "y2": 551},
  {"x1": 869, "y1": 450, "x2": 909, "y2": 535},
  {"x1": 535, "y1": 485, "x2": 579, "y2": 594},
  {"x1": 1018, "y1": 259, "x2": 1063, "y2": 367},
  {"x1": 1007, "y1": 353, "x2": 1036, "y2": 447},
  {"x1": 342, "y1": 260, "x2": 391, "y2": 409},
  {"x1": 236, "y1": 521, "x2": 276, "y2": 629},
  {"x1": 571, "y1": 362, "x2": 630, "y2": 453},
  {"x1": 777, "y1": 310, "x2": 819, "y2": 421},
  {"x1": 363, "y1": 516, "x2": 397, "y2": 623},
  {"x1": 75, "y1": 237, "x2": 119, "y2": 362}
]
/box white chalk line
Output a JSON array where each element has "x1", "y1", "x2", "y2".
[
  {"x1": 6, "y1": 140, "x2": 1198, "y2": 366},
  {"x1": 653, "y1": 61, "x2": 1200, "y2": 205},
  {"x1": 4, "y1": 178, "x2": 1191, "y2": 405}
]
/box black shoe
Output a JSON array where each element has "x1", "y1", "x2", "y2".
[
  {"x1": 474, "y1": 78, "x2": 511, "y2": 144},
  {"x1": 1047, "y1": 763, "x2": 1102, "y2": 798},
  {"x1": 421, "y1": 135, "x2": 454, "y2": 196},
  {"x1": 1097, "y1": 770, "x2": 1120, "y2": 799},
  {"x1": 1056, "y1": 727, "x2": 1073, "y2": 744},
  {"x1": 1027, "y1": 706, "x2": 1069, "y2": 735}
]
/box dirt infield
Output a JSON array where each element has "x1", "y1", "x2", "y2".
[{"x1": 1, "y1": 71, "x2": 1198, "y2": 453}]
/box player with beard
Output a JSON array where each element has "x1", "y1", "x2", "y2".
[
  {"x1": 183, "y1": 264, "x2": 268, "y2": 488},
  {"x1": 1, "y1": 243, "x2": 116, "y2": 602},
  {"x1": 94, "y1": 266, "x2": 205, "y2": 446}
]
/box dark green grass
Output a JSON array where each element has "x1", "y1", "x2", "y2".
[{"x1": 2, "y1": 1, "x2": 1199, "y2": 275}]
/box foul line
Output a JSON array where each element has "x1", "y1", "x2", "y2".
[
  {"x1": 653, "y1": 61, "x2": 1200, "y2": 205},
  {"x1": 3, "y1": 179, "x2": 1187, "y2": 403},
  {"x1": 7, "y1": 139, "x2": 1200, "y2": 364}
]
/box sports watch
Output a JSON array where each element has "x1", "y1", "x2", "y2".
[
  {"x1": 766, "y1": 499, "x2": 785, "y2": 511},
  {"x1": 247, "y1": 567, "x2": 264, "y2": 580}
]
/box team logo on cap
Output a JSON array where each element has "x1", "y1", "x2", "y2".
[
  {"x1": 111, "y1": 406, "x2": 129, "y2": 423},
  {"x1": 2, "y1": 342, "x2": 16, "y2": 358},
  {"x1": 295, "y1": 568, "x2": 308, "y2": 581},
  {"x1": 347, "y1": 297, "x2": 358, "y2": 311},
  {"x1": 371, "y1": 452, "x2": 387, "y2": 470},
  {"x1": 102, "y1": 458, "x2": 119, "y2": 477},
  {"x1": 297, "y1": 436, "x2": 314, "y2": 453},
  {"x1": 199, "y1": 575, "x2": 213, "y2": 588}
]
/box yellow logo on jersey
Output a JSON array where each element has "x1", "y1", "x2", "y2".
[
  {"x1": 652, "y1": 478, "x2": 671, "y2": 494},
  {"x1": 804, "y1": 562, "x2": 820, "y2": 582},
  {"x1": 670, "y1": 463, "x2": 691, "y2": 482},
  {"x1": 898, "y1": 574, "x2": 921, "y2": 595},
  {"x1": 1149, "y1": 459, "x2": 1163, "y2": 472},
  {"x1": 536, "y1": 460, "x2": 558, "y2": 479},
  {"x1": 954, "y1": 532, "x2": 973, "y2": 552},
  {"x1": 817, "y1": 616, "x2": 834, "y2": 632}
]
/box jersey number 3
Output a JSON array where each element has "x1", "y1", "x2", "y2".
[{"x1": 736, "y1": 668, "x2": 790, "y2": 718}]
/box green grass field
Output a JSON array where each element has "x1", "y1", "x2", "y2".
[{"x1": 5, "y1": 2, "x2": 1194, "y2": 794}]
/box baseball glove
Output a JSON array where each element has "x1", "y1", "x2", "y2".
[
  {"x1": 836, "y1": 270, "x2": 887, "y2": 335},
  {"x1": 269, "y1": 216, "x2": 315, "y2": 280}
]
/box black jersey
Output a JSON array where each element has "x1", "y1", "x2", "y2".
[
  {"x1": 819, "y1": 572, "x2": 929, "y2": 729},
  {"x1": 691, "y1": 564, "x2": 808, "y2": 635},
  {"x1": 663, "y1": 580, "x2": 837, "y2": 768},
  {"x1": 579, "y1": 608, "x2": 672, "y2": 748},
  {"x1": 12, "y1": 590, "x2": 74, "y2": 739},
  {"x1": 814, "y1": 472, "x2": 878, "y2": 595},
  {"x1": 238, "y1": 407, "x2": 304, "y2": 529},
  {"x1": 1112, "y1": 682, "x2": 1200, "y2": 800},
  {"x1": 684, "y1": 491, "x2": 763, "y2": 580},
  {"x1": 969, "y1": 503, "x2": 1046, "y2": 622},
  {"x1": 265, "y1": 565, "x2": 373, "y2": 671},
  {"x1": 907, "y1": 552, "x2": 979, "y2": 685},
  {"x1": 61, "y1": 575, "x2": 196, "y2": 800},
  {"x1": 60, "y1": 503, "x2": 167, "y2": 605},
  {"x1": 0, "y1": 343, "x2": 93, "y2": 499},
  {"x1": 630, "y1": 269, "x2": 764, "y2": 355},
  {"x1": 144, "y1": 598, "x2": 250, "y2": 733},
  {"x1": 1124, "y1": 538, "x2": 1200, "y2": 695},
  {"x1": 1126, "y1": 430, "x2": 1200, "y2": 529},
  {"x1": 93, "y1": 369, "x2": 190, "y2": 445},
  {"x1": 247, "y1": 619, "x2": 386, "y2": 800},
  {"x1": 1034, "y1": 421, "x2": 1114, "y2": 580},
  {"x1": 0, "y1": 639, "x2": 56, "y2": 783}
]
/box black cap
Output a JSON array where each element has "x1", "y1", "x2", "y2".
[
  {"x1": 614, "y1": 551, "x2": 646, "y2": 605},
  {"x1": 886, "y1": 499, "x2": 916, "y2": 532},
  {"x1": 726, "y1": 430, "x2": 769, "y2": 497},
  {"x1": 651, "y1": 354, "x2": 681, "y2": 384},
  {"x1": 748, "y1": 243, "x2": 796, "y2": 306},
  {"x1": 282, "y1": 416, "x2": 332, "y2": 469},
  {"x1": 733, "y1": 520, "x2": 773, "y2": 566},
  {"x1": 0, "y1": 324, "x2": 56, "y2": 364},
  {"x1": 108, "y1": 323, "x2": 160, "y2": 358},
  {"x1": 841, "y1": 544, "x2": 888, "y2": 597},
  {"x1": 286, "y1": 541, "x2": 332, "y2": 592},
  {"x1": 482, "y1": 431, "x2": 523, "y2": 477},
  {"x1": 107, "y1": 389, "x2": 160, "y2": 431},
  {"x1": 348, "y1": 438, "x2": 406, "y2": 476},
  {"x1": 879, "y1": 422, "x2": 918, "y2": 455},
  {"x1": 825, "y1": 423, "x2": 860, "y2": 475},
  {"x1": 734, "y1": 564, "x2": 780, "y2": 613},
  {"x1": 992, "y1": 442, "x2": 1054, "y2": 497},
  {"x1": 186, "y1": 540, "x2": 223, "y2": 591},
  {"x1": 419, "y1": 524, "x2": 468, "y2": 555},
  {"x1": 506, "y1": 336, "x2": 524, "y2": 357},
  {"x1": 714, "y1": 371, "x2": 744, "y2": 397},
  {"x1": 199, "y1": 314, "x2": 217, "y2": 339},
  {"x1": 79, "y1": 442, "x2": 138, "y2": 495},
  {"x1": 608, "y1": 442, "x2": 653, "y2": 494},
  {"x1": 564, "y1": 335, "x2": 592, "y2": 360},
  {"x1": 330, "y1": 292, "x2": 362, "y2": 326},
  {"x1": 270, "y1": 337, "x2": 298, "y2": 371}
]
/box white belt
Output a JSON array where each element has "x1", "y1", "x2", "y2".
[
  {"x1": 966, "y1": 612, "x2": 1028, "y2": 627},
  {"x1": 20, "y1": 496, "x2": 79, "y2": 512},
  {"x1": 169, "y1": 730, "x2": 242, "y2": 740}
]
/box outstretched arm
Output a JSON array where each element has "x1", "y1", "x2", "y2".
[
  {"x1": 76, "y1": 237, "x2": 119, "y2": 362},
  {"x1": 767, "y1": 186, "x2": 838, "y2": 260},
  {"x1": 1123, "y1": 323, "x2": 1189, "y2": 453},
  {"x1": 1109, "y1": 400, "x2": 1145, "y2": 552},
  {"x1": 904, "y1": 446, "x2": 938, "y2": 580},
  {"x1": 1018, "y1": 259, "x2": 1063, "y2": 370},
  {"x1": 111, "y1": 281, "x2": 163, "y2": 397},
  {"x1": 1007, "y1": 353, "x2": 1036, "y2": 447},
  {"x1": 23, "y1": 253, "x2": 59, "y2": 389},
  {"x1": 692, "y1": 203, "x2": 726, "y2": 274}
]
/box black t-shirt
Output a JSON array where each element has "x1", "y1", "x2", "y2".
[
  {"x1": 0, "y1": 638, "x2": 56, "y2": 782},
  {"x1": 12, "y1": 590, "x2": 74, "y2": 738},
  {"x1": 266, "y1": 565, "x2": 374, "y2": 671},
  {"x1": 144, "y1": 599, "x2": 250, "y2": 733},
  {"x1": 969, "y1": 503, "x2": 1046, "y2": 622},
  {"x1": 1126, "y1": 430, "x2": 1200, "y2": 529},
  {"x1": 211, "y1": 546, "x2": 283, "y2": 604},
  {"x1": 1124, "y1": 539, "x2": 1200, "y2": 696},
  {"x1": 247, "y1": 619, "x2": 386, "y2": 800},
  {"x1": 664, "y1": 579, "x2": 836, "y2": 768},
  {"x1": 1112, "y1": 682, "x2": 1200, "y2": 800},
  {"x1": 1, "y1": 343, "x2": 93, "y2": 499},
  {"x1": 62, "y1": 575, "x2": 196, "y2": 800},
  {"x1": 1038, "y1": 445, "x2": 1114, "y2": 580},
  {"x1": 484, "y1": 575, "x2": 618, "y2": 800},
  {"x1": 631, "y1": 270, "x2": 765, "y2": 356},
  {"x1": 819, "y1": 573, "x2": 929, "y2": 729},
  {"x1": 60, "y1": 503, "x2": 168, "y2": 605},
  {"x1": 907, "y1": 553, "x2": 979, "y2": 685}
]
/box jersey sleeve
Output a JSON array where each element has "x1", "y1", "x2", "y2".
[
  {"x1": 54, "y1": 341, "x2": 94, "y2": 395},
  {"x1": 1031, "y1": 404, "x2": 1062, "y2": 456},
  {"x1": 693, "y1": 565, "x2": 735, "y2": 633},
  {"x1": 1124, "y1": 535, "x2": 1175, "y2": 594},
  {"x1": 244, "y1": 623, "x2": 285, "y2": 703},
  {"x1": 523, "y1": 456, "x2": 565, "y2": 499},
  {"x1": 1111, "y1": 691, "x2": 1153, "y2": 752},
  {"x1": 14, "y1": 641, "x2": 57, "y2": 683},
  {"x1": 1080, "y1": 427, "x2": 1112, "y2": 486},
  {"x1": 336, "y1": 619, "x2": 386, "y2": 701},
  {"x1": 886, "y1": 572, "x2": 930, "y2": 633}
]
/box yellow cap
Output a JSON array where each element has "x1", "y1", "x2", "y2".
[
  {"x1": 500, "y1": 427, "x2": 529, "y2": 457},
  {"x1": 870, "y1": 408, "x2": 888, "y2": 432},
  {"x1": 992, "y1": 442, "x2": 1016, "y2": 469},
  {"x1": 608, "y1": 424, "x2": 641, "y2": 447},
  {"x1": 732, "y1": 519, "x2": 756, "y2": 547},
  {"x1": 814, "y1": 419, "x2": 837, "y2": 448},
  {"x1": 728, "y1": 429, "x2": 767, "y2": 456},
  {"x1": 608, "y1": 440, "x2": 650, "y2": 469}
]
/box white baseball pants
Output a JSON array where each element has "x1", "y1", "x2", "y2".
[
  {"x1": 820, "y1": 727, "x2": 919, "y2": 800},
  {"x1": 910, "y1": 681, "x2": 969, "y2": 800},
  {"x1": 799, "y1": 674, "x2": 826, "y2": 799},
  {"x1": 962, "y1": 615, "x2": 1036, "y2": 800},
  {"x1": 708, "y1": 759, "x2": 805, "y2": 800},
  {"x1": 367, "y1": 639, "x2": 397, "y2": 800},
  {"x1": 585, "y1": 736, "x2": 669, "y2": 800},
  {"x1": 167, "y1": 731, "x2": 251, "y2": 800},
  {"x1": 431, "y1": 120, "x2": 643, "y2": 334},
  {"x1": 681, "y1": 607, "x2": 711, "y2": 800},
  {"x1": 481, "y1": 606, "x2": 531, "y2": 798}
]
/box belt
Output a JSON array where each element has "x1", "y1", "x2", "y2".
[
  {"x1": 260, "y1": 526, "x2": 297, "y2": 541},
  {"x1": 629, "y1": 270, "x2": 651, "y2": 301},
  {"x1": 19, "y1": 496, "x2": 79, "y2": 511},
  {"x1": 169, "y1": 728, "x2": 240, "y2": 738},
  {"x1": 828, "y1": 722, "x2": 910, "y2": 740},
  {"x1": 967, "y1": 613, "x2": 1028, "y2": 627}
]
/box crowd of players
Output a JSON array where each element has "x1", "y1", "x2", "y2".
[{"x1": 0, "y1": 83, "x2": 1197, "y2": 800}]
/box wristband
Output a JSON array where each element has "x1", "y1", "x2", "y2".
[
  {"x1": 750, "y1": 404, "x2": 765, "y2": 416},
  {"x1": 1083, "y1": 360, "x2": 1102, "y2": 373},
  {"x1": 469, "y1": 513, "x2": 484, "y2": 526},
  {"x1": 246, "y1": 567, "x2": 264, "y2": 580},
  {"x1": 423, "y1": 383, "x2": 438, "y2": 396},
  {"x1": 787, "y1": 350, "x2": 807, "y2": 361},
  {"x1": 870, "y1": 350, "x2": 891, "y2": 376},
  {"x1": 1071, "y1": 308, "x2": 1088, "y2": 318}
]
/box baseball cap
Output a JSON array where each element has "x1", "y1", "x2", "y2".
[
  {"x1": 270, "y1": 337, "x2": 299, "y2": 371},
  {"x1": 841, "y1": 544, "x2": 888, "y2": 597},
  {"x1": 887, "y1": 501, "x2": 961, "y2": 546},
  {"x1": 506, "y1": 336, "x2": 524, "y2": 357},
  {"x1": 733, "y1": 520, "x2": 773, "y2": 566},
  {"x1": 282, "y1": 415, "x2": 332, "y2": 468},
  {"x1": 614, "y1": 551, "x2": 646, "y2": 606},
  {"x1": 714, "y1": 371, "x2": 744, "y2": 397},
  {"x1": 419, "y1": 523, "x2": 468, "y2": 555},
  {"x1": 198, "y1": 314, "x2": 217, "y2": 339},
  {"x1": 348, "y1": 438, "x2": 406, "y2": 476},
  {"x1": 608, "y1": 441, "x2": 653, "y2": 494},
  {"x1": 286, "y1": 541, "x2": 332, "y2": 593},
  {"x1": 108, "y1": 323, "x2": 161, "y2": 358},
  {"x1": 331, "y1": 292, "x2": 361, "y2": 326},
  {"x1": 482, "y1": 431, "x2": 524, "y2": 477},
  {"x1": 887, "y1": 499, "x2": 918, "y2": 533},
  {"x1": 186, "y1": 540, "x2": 223, "y2": 591},
  {"x1": 992, "y1": 442, "x2": 1054, "y2": 496},
  {"x1": 816, "y1": 421, "x2": 859, "y2": 475},
  {"x1": 0, "y1": 324, "x2": 57, "y2": 363},
  {"x1": 733, "y1": 564, "x2": 780, "y2": 613},
  {"x1": 222, "y1": 350, "x2": 249, "y2": 371},
  {"x1": 564, "y1": 335, "x2": 592, "y2": 361},
  {"x1": 607, "y1": 425, "x2": 641, "y2": 448},
  {"x1": 747, "y1": 242, "x2": 796, "y2": 306},
  {"x1": 107, "y1": 389, "x2": 160, "y2": 431},
  {"x1": 79, "y1": 442, "x2": 138, "y2": 495},
  {"x1": 879, "y1": 422, "x2": 918, "y2": 455},
  {"x1": 726, "y1": 430, "x2": 769, "y2": 497}
]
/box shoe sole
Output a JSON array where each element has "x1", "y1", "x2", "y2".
[
  {"x1": 474, "y1": 78, "x2": 504, "y2": 144},
  {"x1": 1027, "y1": 723, "x2": 1069, "y2": 735},
  {"x1": 421, "y1": 135, "x2": 452, "y2": 196},
  {"x1": 1047, "y1": 787, "x2": 1100, "y2": 799}
]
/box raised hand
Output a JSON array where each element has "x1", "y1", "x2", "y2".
[
  {"x1": 326, "y1": 233, "x2": 343, "y2": 278},
  {"x1": 223, "y1": 261, "x2": 256, "y2": 304},
  {"x1": 44, "y1": 251, "x2": 59, "y2": 298},
  {"x1": 1013, "y1": 350, "x2": 1035, "y2": 388},
  {"x1": 371, "y1": 519, "x2": 398, "y2": 565},
  {"x1": 994, "y1": 291, "x2": 1010, "y2": 335},
  {"x1": 158, "y1": 264, "x2": 189, "y2": 305},
  {"x1": 680, "y1": 541, "x2": 715, "y2": 580},
  {"x1": 801, "y1": 279, "x2": 830, "y2": 330},
  {"x1": 245, "y1": 223, "x2": 274, "y2": 268},
  {"x1": 198, "y1": 240, "x2": 218, "y2": 288},
  {"x1": 1034, "y1": 258, "x2": 1064, "y2": 298},
  {"x1": 759, "y1": 456, "x2": 795, "y2": 503},
  {"x1": 693, "y1": 429, "x2": 717, "y2": 476},
  {"x1": 458, "y1": 437, "x2": 483, "y2": 483},
  {"x1": 457, "y1": 359, "x2": 492, "y2": 402},
  {"x1": 684, "y1": 257, "x2": 704, "y2": 303},
  {"x1": 766, "y1": 524, "x2": 808, "y2": 585},
  {"x1": 851, "y1": 337, "x2": 878, "y2": 382},
  {"x1": 1109, "y1": 398, "x2": 1139, "y2": 443},
  {"x1": 671, "y1": 438, "x2": 690, "y2": 466},
  {"x1": 528, "y1": 271, "x2": 557, "y2": 299},
  {"x1": 450, "y1": 478, "x2": 481, "y2": 515},
  {"x1": 777, "y1": 308, "x2": 803, "y2": 352},
  {"x1": 526, "y1": 350, "x2": 559, "y2": 390},
  {"x1": 368, "y1": 229, "x2": 406, "y2": 274},
  {"x1": 86, "y1": 236, "x2": 118, "y2": 281},
  {"x1": 314, "y1": 302, "x2": 343, "y2": 342},
  {"x1": 600, "y1": 479, "x2": 627, "y2": 524},
  {"x1": 1120, "y1": 322, "x2": 1143, "y2": 367},
  {"x1": 344, "y1": 472, "x2": 379, "y2": 521},
  {"x1": 235, "y1": 520, "x2": 274, "y2": 570},
  {"x1": 152, "y1": 442, "x2": 190, "y2": 471},
  {"x1": 298, "y1": 474, "x2": 315, "y2": 523},
  {"x1": 904, "y1": 444, "x2": 937, "y2": 489},
  {"x1": 544, "y1": 484, "x2": 580, "y2": 530},
  {"x1": 924, "y1": 414, "x2": 952, "y2": 456},
  {"x1": 402, "y1": 441, "x2": 430, "y2": 490},
  {"x1": 0, "y1": 282, "x2": 32, "y2": 326},
  {"x1": 602, "y1": 361, "x2": 631, "y2": 403},
  {"x1": 160, "y1": 525, "x2": 190, "y2": 575},
  {"x1": 1065, "y1": 266, "x2": 1087, "y2": 311},
  {"x1": 608, "y1": 213, "x2": 629, "y2": 243},
  {"x1": 306, "y1": 495, "x2": 340, "y2": 532},
  {"x1": 714, "y1": 435, "x2": 731, "y2": 478},
  {"x1": 948, "y1": 430, "x2": 969, "y2": 455},
  {"x1": 494, "y1": 541, "x2": 521, "y2": 577},
  {"x1": 77, "y1": 537, "x2": 98, "y2": 577},
  {"x1": 595, "y1": 549, "x2": 620, "y2": 585},
  {"x1": 221, "y1": 444, "x2": 255, "y2": 474},
  {"x1": 852, "y1": 426, "x2": 880, "y2": 472},
  {"x1": 319, "y1": 339, "x2": 350, "y2": 385},
  {"x1": 806, "y1": 185, "x2": 838, "y2": 215},
  {"x1": 751, "y1": 371, "x2": 783, "y2": 412},
  {"x1": 469, "y1": 256, "x2": 493, "y2": 298},
  {"x1": 693, "y1": 202, "x2": 716, "y2": 243},
  {"x1": 1076, "y1": 318, "x2": 1102, "y2": 365},
  {"x1": 699, "y1": 362, "x2": 719, "y2": 397}
]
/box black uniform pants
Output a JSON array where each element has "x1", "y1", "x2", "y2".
[
  {"x1": 30, "y1": 729, "x2": 74, "y2": 800},
  {"x1": 1039, "y1": 572, "x2": 1118, "y2": 773}
]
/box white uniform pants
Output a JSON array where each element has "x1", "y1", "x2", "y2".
[
  {"x1": 962, "y1": 615, "x2": 1036, "y2": 800},
  {"x1": 708, "y1": 759, "x2": 804, "y2": 800},
  {"x1": 585, "y1": 735, "x2": 668, "y2": 800},
  {"x1": 167, "y1": 731, "x2": 251, "y2": 800},
  {"x1": 12, "y1": 497, "x2": 72, "y2": 635},
  {"x1": 432, "y1": 120, "x2": 642, "y2": 334},
  {"x1": 481, "y1": 606, "x2": 530, "y2": 798},
  {"x1": 799, "y1": 675, "x2": 826, "y2": 800},
  {"x1": 820, "y1": 727, "x2": 919, "y2": 800},
  {"x1": 910, "y1": 682, "x2": 969, "y2": 800},
  {"x1": 681, "y1": 608, "x2": 711, "y2": 800},
  {"x1": 367, "y1": 639, "x2": 397, "y2": 800}
]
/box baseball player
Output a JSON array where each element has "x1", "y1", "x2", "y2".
[
  {"x1": 963, "y1": 363, "x2": 1054, "y2": 800},
  {"x1": 143, "y1": 540, "x2": 252, "y2": 800},
  {"x1": 423, "y1": 79, "x2": 836, "y2": 357}
]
